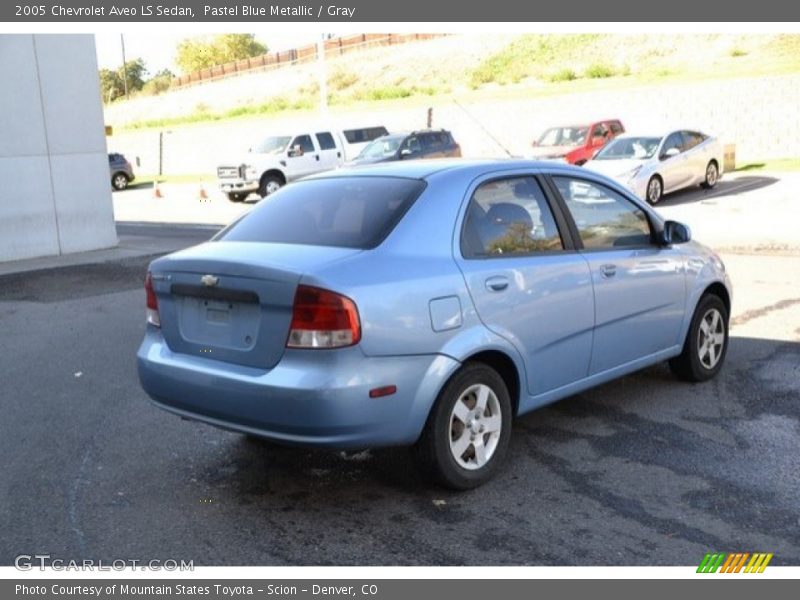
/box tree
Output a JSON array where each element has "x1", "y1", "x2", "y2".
[
  {"x1": 142, "y1": 69, "x2": 174, "y2": 96},
  {"x1": 98, "y1": 58, "x2": 147, "y2": 102},
  {"x1": 175, "y1": 34, "x2": 267, "y2": 73}
]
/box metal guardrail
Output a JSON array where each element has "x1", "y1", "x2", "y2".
[{"x1": 171, "y1": 34, "x2": 448, "y2": 89}]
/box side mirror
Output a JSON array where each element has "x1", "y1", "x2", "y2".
[
  {"x1": 662, "y1": 147, "x2": 680, "y2": 159},
  {"x1": 400, "y1": 148, "x2": 413, "y2": 157},
  {"x1": 660, "y1": 220, "x2": 692, "y2": 245},
  {"x1": 288, "y1": 145, "x2": 304, "y2": 158}
]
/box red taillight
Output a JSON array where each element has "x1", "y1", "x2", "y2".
[
  {"x1": 144, "y1": 272, "x2": 161, "y2": 328},
  {"x1": 287, "y1": 285, "x2": 360, "y2": 349}
]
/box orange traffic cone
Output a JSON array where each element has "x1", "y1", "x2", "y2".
[
  {"x1": 199, "y1": 185, "x2": 208, "y2": 202},
  {"x1": 153, "y1": 181, "x2": 163, "y2": 198}
]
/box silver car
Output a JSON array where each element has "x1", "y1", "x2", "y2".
[{"x1": 584, "y1": 130, "x2": 723, "y2": 204}]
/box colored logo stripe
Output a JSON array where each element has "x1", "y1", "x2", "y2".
[
  {"x1": 697, "y1": 553, "x2": 773, "y2": 573},
  {"x1": 744, "y1": 553, "x2": 773, "y2": 573},
  {"x1": 697, "y1": 553, "x2": 726, "y2": 573}
]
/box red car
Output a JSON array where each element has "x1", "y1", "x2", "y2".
[{"x1": 530, "y1": 119, "x2": 625, "y2": 165}]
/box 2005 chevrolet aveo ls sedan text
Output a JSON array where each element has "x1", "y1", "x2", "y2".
[{"x1": 137, "y1": 160, "x2": 732, "y2": 489}]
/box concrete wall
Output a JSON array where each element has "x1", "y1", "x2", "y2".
[
  {"x1": 0, "y1": 34, "x2": 117, "y2": 263},
  {"x1": 111, "y1": 73, "x2": 800, "y2": 177}
]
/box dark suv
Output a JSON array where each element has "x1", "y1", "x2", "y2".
[
  {"x1": 346, "y1": 129, "x2": 462, "y2": 166},
  {"x1": 109, "y1": 153, "x2": 135, "y2": 191}
]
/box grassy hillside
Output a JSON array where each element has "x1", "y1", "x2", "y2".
[{"x1": 106, "y1": 34, "x2": 800, "y2": 131}]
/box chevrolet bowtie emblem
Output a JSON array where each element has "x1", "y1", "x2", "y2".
[{"x1": 201, "y1": 274, "x2": 219, "y2": 287}]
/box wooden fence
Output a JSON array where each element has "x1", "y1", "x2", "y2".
[{"x1": 172, "y1": 34, "x2": 447, "y2": 88}]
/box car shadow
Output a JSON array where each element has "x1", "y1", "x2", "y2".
[
  {"x1": 657, "y1": 174, "x2": 778, "y2": 207},
  {"x1": 200, "y1": 334, "x2": 799, "y2": 491},
  {"x1": 125, "y1": 181, "x2": 155, "y2": 191}
]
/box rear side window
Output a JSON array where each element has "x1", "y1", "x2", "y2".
[
  {"x1": 315, "y1": 132, "x2": 336, "y2": 150},
  {"x1": 610, "y1": 121, "x2": 624, "y2": 134},
  {"x1": 343, "y1": 126, "x2": 389, "y2": 144},
  {"x1": 461, "y1": 177, "x2": 564, "y2": 258},
  {"x1": 219, "y1": 177, "x2": 426, "y2": 249}
]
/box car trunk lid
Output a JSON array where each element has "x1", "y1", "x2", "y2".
[{"x1": 148, "y1": 242, "x2": 360, "y2": 369}]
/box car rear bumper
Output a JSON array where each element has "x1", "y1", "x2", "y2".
[{"x1": 137, "y1": 328, "x2": 460, "y2": 449}]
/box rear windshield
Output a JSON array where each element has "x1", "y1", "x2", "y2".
[{"x1": 218, "y1": 177, "x2": 426, "y2": 249}]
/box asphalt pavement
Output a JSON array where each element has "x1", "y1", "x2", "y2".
[{"x1": 0, "y1": 223, "x2": 798, "y2": 566}]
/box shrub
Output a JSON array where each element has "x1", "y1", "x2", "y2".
[
  {"x1": 584, "y1": 63, "x2": 616, "y2": 78},
  {"x1": 548, "y1": 68, "x2": 578, "y2": 82}
]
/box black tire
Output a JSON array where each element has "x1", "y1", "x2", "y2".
[
  {"x1": 669, "y1": 294, "x2": 729, "y2": 382},
  {"x1": 226, "y1": 192, "x2": 247, "y2": 203},
  {"x1": 646, "y1": 175, "x2": 663, "y2": 205},
  {"x1": 414, "y1": 363, "x2": 512, "y2": 490},
  {"x1": 574, "y1": 159, "x2": 587, "y2": 167},
  {"x1": 258, "y1": 174, "x2": 283, "y2": 198},
  {"x1": 701, "y1": 160, "x2": 719, "y2": 189},
  {"x1": 111, "y1": 172, "x2": 129, "y2": 191}
]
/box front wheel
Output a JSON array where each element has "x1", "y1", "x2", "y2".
[
  {"x1": 646, "y1": 175, "x2": 663, "y2": 205},
  {"x1": 669, "y1": 294, "x2": 729, "y2": 382},
  {"x1": 414, "y1": 363, "x2": 512, "y2": 489},
  {"x1": 259, "y1": 175, "x2": 283, "y2": 198},
  {"x1": 226, "y1": 192, "x2": 247, "y2": 203}
]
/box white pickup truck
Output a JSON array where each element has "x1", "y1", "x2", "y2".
[{"x1": 217, "y1": 126, "x2": 388, "y2": 202}]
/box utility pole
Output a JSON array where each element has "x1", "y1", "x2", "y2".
[
  {"x1": 317, "y1": 34, "x2": 328, "y2": 117},
  {"x1": 120, "y1": 34, "x2": 129, "y2": 100}
]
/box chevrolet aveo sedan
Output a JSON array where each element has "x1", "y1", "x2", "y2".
[
  {"x1": 138, "y1": 160, "x2": 732, "y2": 489},
  {"x1": 585, "y1": 130, "x2": 723, "y2": 205}
]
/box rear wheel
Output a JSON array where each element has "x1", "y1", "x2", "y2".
[
  {"x1": 226, "y1": 192, "x2": 247, "y2": 203},
  {"x1": 414, "y1": 363, "x2": 512, "y2": 489},
  {"x1": 701, "y1": 160, "x2": 719, "y2": 189},
  {"x1": 669, "y1": 294, "x2": 729, "y2": 382},
  {"x1": 112, "y1": 172, "x2": 129, "y2": 191},
  {"x1": 646, "y1": 175, "x2": 663, "y2": 205}
]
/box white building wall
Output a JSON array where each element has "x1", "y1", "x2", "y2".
[{"x1": 0, "y1": 34, "x2": 117, "y2": 263}]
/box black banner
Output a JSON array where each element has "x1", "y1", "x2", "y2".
[
  {"x1": 3, "y1": 0, "x2": 800, "y2": 22},
  {"x1": 4, "y1": 579, "x2": 799, "y2": 600}
]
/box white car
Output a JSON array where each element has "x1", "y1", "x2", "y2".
[
  {"x1": 584, "y1": 130, "x2": 724, "y2": 204},
  {"x1": 216, "y1": 126, "x2": 388, "y2": 202}
]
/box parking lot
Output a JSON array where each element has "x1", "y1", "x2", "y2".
[
  {"x1": 112, "y1": 169, "x2": 799, "y2": 254},
  {"x1": 1, "y1": 173, "x2": 798, "y2": 566}
]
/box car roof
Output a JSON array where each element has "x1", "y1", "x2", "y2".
[
  {"x1": 305, "y1": 158, "x2": 595, "y2": 181},
  {"x1": 612, "y1": 133, "x2": 669, "y2": 139}
]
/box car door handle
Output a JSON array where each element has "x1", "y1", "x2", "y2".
[
  {"x1": 315, "y1": 155, "x2": 320, "y2": 161},
  {"x1": 600, "y1": 264, "x2": 617, "y2": 278},
  {"x1": 485, "y1": 276, "x2": 509, "y2": 292}
]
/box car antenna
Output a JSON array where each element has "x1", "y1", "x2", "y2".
[{"x1": 450, "y1": 96, "x2": 514, "y2": 158}]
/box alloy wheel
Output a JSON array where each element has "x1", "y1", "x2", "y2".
[
  {"x1": 697, "y1": 308, "x2": 725, "y2": 369},
  {"x1": 448, "y1": 383, "x2": 502, "y2": 470}
]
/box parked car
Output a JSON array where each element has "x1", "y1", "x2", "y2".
[
  {"x1": 346, "y1": 129, "x2": 462, "y2": 166},
  {"x1": 138, "y1": 160, "x2": 732, "y2": 489},
  {"x1": 584, "y1": 129, "x2": 723, "y2": 204},
  {"x1": 530, "y1": 119, "x2": 624, "y2": 165},
  {"x1": 216, "y1": 125, "x2": 388, "y2": 202},
  {"x1": 109, "y1": 153, "x2": 135, "y2": 191}
]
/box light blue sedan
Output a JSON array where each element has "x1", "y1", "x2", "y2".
[{"x1": 137, "y1": 160, "x2": 732, "y2": 489}]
